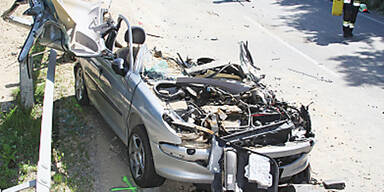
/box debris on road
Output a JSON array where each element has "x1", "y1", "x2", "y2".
[
  {"x1": 147, "y1": 33, "x2": 163, "y2": 39},
  {"x1": 207, "y1": 11, "x2": 220, "y2": 17},
  {"x1": 288, "y1": 68, "x2": 333, "y2": 83},
  {"x1": 322, "y1": 180, "x2": 346, "y2": 190}
]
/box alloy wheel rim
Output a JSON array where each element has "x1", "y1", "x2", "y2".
[{"x1": 129, "y1": 134, "x2": 145, "y2": 179}]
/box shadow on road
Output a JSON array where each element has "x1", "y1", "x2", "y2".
[
  {"x1": 273, "y1": 0, "x2": 383, "y2": 46},
  {"x1": 330, "y1": 49, "x2": 384, "y2": 87},
  {"x1": 274, "y1": 0, "x2": 384, "y2": 87}
]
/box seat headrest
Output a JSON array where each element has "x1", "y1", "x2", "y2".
[{"x1": 125, "y1": 26, "x2": 146, "y2": 44}]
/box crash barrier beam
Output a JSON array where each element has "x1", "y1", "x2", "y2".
[
  {"x1": 2, "y1": 15, "x2": 33, "y2": 28},
  {"x1": 1, "y1": 0, "x2": 32, "y2": 29},
  {"x1": 0, "y1": 180, "x2": 36, "y2": 192},
  {"x1": 36, "y1": 49, "x2": 57, "y2": 192}
]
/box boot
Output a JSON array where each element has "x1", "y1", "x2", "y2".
[
  {"x1": 348, "y1": 26, "x2": 354, "y2": 37},
  {"x1": 343, "y1": 26, "x2": 353, "y2": 38}
]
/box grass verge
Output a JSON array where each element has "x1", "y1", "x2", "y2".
[{"x1": 0, "y1": 44, "x2": 94, "y2": 191}]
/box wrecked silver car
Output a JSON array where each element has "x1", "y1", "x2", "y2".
[
  {"x1": 76, "y1": 33, "x2": 315, "y2": 190},
  {"x1": 3, "y1": 0, "x2": 315, "y2": 190}
]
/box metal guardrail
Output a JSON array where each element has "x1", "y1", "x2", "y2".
[
  {"x1": 1, "y1": 49, "x2": 57, "y2": 192},
  {"x1": 36, "y1": 49, "x2": 57, "y2": 192},
  {"x1": 0, "y1": 180, "x2": 36, "y2": 192}
]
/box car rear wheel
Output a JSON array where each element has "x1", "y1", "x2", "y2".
[
  {"x1": 74, "y1": 66, "x2": 89, "y2": 105},
  {"x1": 128, "y1": 125, "x2": 165, "y2": 188}
]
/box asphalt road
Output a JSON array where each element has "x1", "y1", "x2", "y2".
[{"x1": 94, "y1": 0, "x2": 384, "y2": 191}]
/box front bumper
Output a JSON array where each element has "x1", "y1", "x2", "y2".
[
  {"x1": 151, "y1": 141, "x2": 213, "y2": 183},
  {"x1": 151, "y1": 138, "x2": 315, "y2": 183},
  {"x1": 250, "y1": 139, "x2": 315, "y2": 178}
]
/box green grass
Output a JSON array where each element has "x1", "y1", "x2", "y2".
[
  {"x1": 0, "y1": 44, "x2": 46, "y2": 189},
  {"x1": 0, "y1": 44, "x2": 94, "y2": 191},
  {"x1": 0, "y1": 86, "x2": 42, "y2": 188},
  {"x1": 51, "y1": 95, "x2": 94, "y2": 191}
]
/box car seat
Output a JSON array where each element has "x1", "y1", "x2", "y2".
[{"x1": 115, "y1": 26, "x2": 146, "y2": 70}]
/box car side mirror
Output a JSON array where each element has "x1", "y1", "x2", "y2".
[{"x1": 112, "y1": 58, "x2": 126, "y2": 76}]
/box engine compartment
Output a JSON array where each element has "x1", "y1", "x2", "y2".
[{"x1": 141, "y1": 42, "x2": 314, "y2": 150}]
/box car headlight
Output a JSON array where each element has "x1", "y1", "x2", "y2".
[
  {"x1": 159, "y1": 142, "x2": 210, "y2": 162},
  {"x1": 161, "y1": 113, "x2": 211, "y2": 162}
]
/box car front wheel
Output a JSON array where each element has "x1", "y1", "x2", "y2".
[{"x1": 128, "y1": 125, "x2": 165, "y2": 188}]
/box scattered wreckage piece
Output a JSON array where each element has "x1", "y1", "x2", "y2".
[
  {"x1": 322, "y1": 180, "x2": 346, "y2": 190},
  {"x1": 221, "y1": 120, "x2": 292, "y2": 146},
  {"x1": 176, "y1": 77, "x2": 251, "y2": 95},
  {"x1": 277, "y1": 179, "x2": 346, "y2": 192}
]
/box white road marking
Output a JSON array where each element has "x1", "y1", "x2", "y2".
[
  {"x1": 244, "y1": 16, "x2": 340, "y2": 78},
  {"x1": 360, "y1": 14, "x2": 384, "y2": 26}
]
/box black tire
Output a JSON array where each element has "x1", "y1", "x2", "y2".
[
  {"x1": 128, "y1": 125, "x2": 165, "y2": 188},
  {"x1": 74, "y1": 65, "x2": 89, "y2": 105},
  {"x1": 291, "y1": 164, "x2": 311, "y2": 184}
]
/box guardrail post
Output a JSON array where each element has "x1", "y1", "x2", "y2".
[{"x1": 19, "y1": 59, "x2": 34, "y2": 109}]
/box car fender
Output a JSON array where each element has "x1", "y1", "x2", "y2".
[{"x1": 128, "y1": 79, "x2": 181, "y2": 145}]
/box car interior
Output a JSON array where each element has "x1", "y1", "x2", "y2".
[{"x1": 113, "y1": 26, "x2": 146, "y2": 71}]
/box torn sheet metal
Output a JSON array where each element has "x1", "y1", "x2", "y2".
[
  {"x1": 176, "y1": 77, "x2": 251, "y2": 95},
  {"x1": 143, "y1": 42, "x2": 314, "y2": 190},
  {"x1": 207, "y1": 136, "x2": 223, "y2": 174}
]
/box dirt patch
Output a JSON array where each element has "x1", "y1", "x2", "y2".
[{"x1": 0, "y1": 1, "x2": 29, "y2": 103}]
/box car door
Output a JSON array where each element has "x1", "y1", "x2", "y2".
[
  {"x1": 81, "y1": 57, "x2": 103, "y2": 106},
  {"x1": 96, "y1": 56, "x2": 131, "y2": 142}
]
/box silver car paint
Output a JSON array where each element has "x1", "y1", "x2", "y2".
[
  {"x1": 79, "y1": 44, "x2": 314, "y2": 183},
  {"x1": 81, "y1": 45, "x2": 181, "y2": 145}
]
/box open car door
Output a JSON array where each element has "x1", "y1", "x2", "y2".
[
  {"x1": 47, "y1": 0, "x2": 109, "y2": 57},
  {"x1": 2, "y1": 0, "x2": 112, "y2": 64}
]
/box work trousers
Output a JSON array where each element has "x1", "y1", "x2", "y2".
[{"x1": 343, "y1": 0, "x2": 360, "y2": 35}]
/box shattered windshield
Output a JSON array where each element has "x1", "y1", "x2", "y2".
[
  {"x1": 141, "y1": 50, "x2": 186, "y2": 81},
  {"x1": 142, "y1": 42, "x2": 260, "y2": 82}
]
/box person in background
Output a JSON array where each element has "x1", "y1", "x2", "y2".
[{"x1": 343, "y1": 0, "x2": 361, "y2": 38}]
